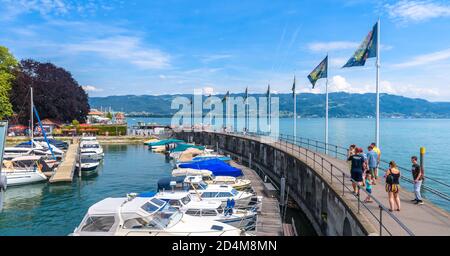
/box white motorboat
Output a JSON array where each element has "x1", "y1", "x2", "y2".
[
  {"x1": 4, "y1": 141, "x2": 64, "y2": 160},
  {"x1": 80, "y1": 141, "x2": 104, "y2": 160},
  {"x1": 71, "y1": 196, "x2": 245, "y2": 236},
  {"x1": 2, "y1": 156, "x2": 49, "y2": 186},
  {"x1": 172, "y1": 168, "x2": 252, "y2": 190},
  {"x1": 184, "y1": 176, "x2": 255, "y2": 207},
  {"x1": 154, "y1": 191, "x2": 257, "y2": 229},
  {"x1": 75, "y1": 159, "x2": 100, "y2": 172}
]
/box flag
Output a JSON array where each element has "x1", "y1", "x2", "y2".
[
  {"x1": 266, "y1": 84, "x2": 270, "y2": 98},
  {"x1": 244, "y1": 87, "x2": 248, "y2": 101},
  {"x1": 308, "y1": 56, "x2": 328, "y2": 88},
  {"x1": 222, "y1": 91, "x2": 229, "y2": 103},
  {"x1": 343, "y1": 22, "x2": 378, "y2": 68},
  {"x1": 189, "y1": 95, "x2": 193, "y2": 105},
  {"x1": 292, "y1": 76, "x2": 296, "y2": 97}
]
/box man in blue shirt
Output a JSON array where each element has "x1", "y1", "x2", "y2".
[{"x1": 366, "y1": 146, "x2": 379, "y2": 185}]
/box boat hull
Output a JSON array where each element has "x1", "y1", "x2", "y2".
[{"x1": 5, "y1": 171, "x2": 47, "y2": 186}]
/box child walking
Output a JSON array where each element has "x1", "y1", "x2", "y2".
[{"x1": 364, "y1": 172, "x2": 373, "y2": 203}]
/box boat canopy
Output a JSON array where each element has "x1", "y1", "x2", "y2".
[
  {"x1": 178, "y1": 159, "x2": 242, "y2": 177},
  {"x1": 149, "y1": 139, "x2": 184, "y2": 147},
  {"x1": 169, "y1": 144, "x2": 205, "y2": 153}
]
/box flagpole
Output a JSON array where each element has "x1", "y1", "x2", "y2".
[
  {"x1": 293, "y1": 84, "x2": 296, "y2": 142},
  {"x1": 325, "y1": 76, "x2": 329, "y2": 153},
  {"x1": 375, "y1": 18, "x2": 380, "y2": 148}
]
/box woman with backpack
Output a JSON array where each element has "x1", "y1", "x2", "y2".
[{"x1": 385, "y1": 161, "x2": 401, "y2": 212}]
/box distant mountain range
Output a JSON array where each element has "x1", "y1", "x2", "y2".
[{"x1": 89, "y1": 92, "x2": 450, "y2": 118}]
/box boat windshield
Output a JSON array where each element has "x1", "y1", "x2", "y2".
[
  {"x1": 79, "y1": 215, "x2": 116, "y2": 233},
  {"x1": 141, "y1": 198, "x2": 167, "y2": 213},
  {"x1": 147, "y1": 205, "x2": 183, "y2": 229},
  {"x1": 82, "y1": 144, "x2": 99, "y2": 149},
  {"x1": 198, "y1": 181, "x2": 208, "y2": 190},
  {"x1": 181, "y1": 195, "x2": 191, "y2": 205}
]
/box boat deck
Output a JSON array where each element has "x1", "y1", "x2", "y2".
[
  {"x1": 49, "y1": 138, "x2": 78, "y2": 183},
  {"x1": 229, "y1": 161, "x2": 283, "y2": 236}
]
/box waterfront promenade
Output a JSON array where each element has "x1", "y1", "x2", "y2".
[{"x1": 180, "y1": 130, "x2": 450, "y2": 236}]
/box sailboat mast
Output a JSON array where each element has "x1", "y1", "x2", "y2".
[{"x1": 30, "y1": 86, "x2": 34, "y2": 148}]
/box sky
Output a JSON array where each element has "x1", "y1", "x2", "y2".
[{"x1": 1, "y1": 0, "x2": 450, "y2": 101}]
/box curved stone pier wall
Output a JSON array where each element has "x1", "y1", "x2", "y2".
[{"x1": 175, "y1": 131, "x2": 376, "y2": 236}]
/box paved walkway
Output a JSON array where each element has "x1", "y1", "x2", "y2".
[{"x1": 49, "y1": 138, "x2": 78, "y2": 183}]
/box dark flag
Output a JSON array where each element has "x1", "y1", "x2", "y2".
[
  {"x1": 308, "y1": 56, "x2": 328, "y2": 88},
  {"x1": 343, "y1": 22, "x2": 378, "y2": 68},
  {"x1": 244, "y1": 87, "x2": 248, "y2": 101},
  {"x1": 292, "y1": 76, "x2": 296, "y2": 97},
  {"x1": 266, "y1": 84, "x2": 270, "y2": 99},
  {"x1": 222, "y1": 91, "x2": 229, "y2": 103}
]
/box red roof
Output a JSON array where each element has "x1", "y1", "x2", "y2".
[{"x1": 40, "y1": 118, "x2": 62, "y2": 126}]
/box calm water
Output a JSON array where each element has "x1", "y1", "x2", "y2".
[{"x1": 0, "y1": 145, "x2": 173, "y2": 235}]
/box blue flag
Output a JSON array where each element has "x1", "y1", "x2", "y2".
[
  {"x1": 343, "y1": 22, "x2": 378, "y2": 68},
  {"x1": 308, "y1": 56, "x2": 328, "y2": 88}
]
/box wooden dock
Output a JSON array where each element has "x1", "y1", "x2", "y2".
[
  {"x1": 49, "y1": 138, "x2": 78, "y2": 183},
  {"x1": 230, "y1": 161, "x2": 283, "y2": 236}
]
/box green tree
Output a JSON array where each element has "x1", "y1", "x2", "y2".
[
  {"x1": 0, "y1": 46, "x2": 17, "y2": 119},
  {"x1": 106, "y1": 112, "x2": 112, "y2": 119},
  {"x1": 72, "y1": 119, "x2": 80, "y2": 126}
]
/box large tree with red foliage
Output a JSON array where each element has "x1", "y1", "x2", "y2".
[{"x1": 10, "y1": 59, "x2": 89, "y2": 125}]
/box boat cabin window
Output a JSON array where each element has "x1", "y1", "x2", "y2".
[
  {"x1": 217, "y1": 206, "x2": 224, "y2": 214},
  {"x1": 201, "y1": 209, "x2": 217, "y2": 216},
  {"x1": 230, "y1": 189, "x2": 239, "y2": 196},
  {"x1": 123, "y1": 218, "x2": 148, "y2": 229},
  {"x1": 217, "y1": 192, "x2": 232, "y2": 198},
  {"x1": 168, "y1": 199, "x2": 181, "y2": 207},
  {"x1": 185, "y1": 209, "x2": 201, "y2": 216},
  {"x1": 141, "y1": 202, "x2": 159, "y2": 213},
  {"x1": 181, "y1": 195, "x2": 191, "y2": 205},
  {"x1": 80, "y1": 215, "x2": 116, "y2": 232},
  {"x1": 201, "y1": 192, "x2": 218, "y2": 198}
]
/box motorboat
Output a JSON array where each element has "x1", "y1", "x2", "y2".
[
  {"x1": 80, "y1": 141, "x2": 104, "y2": 160},
  {"x1": 177, "y1": 159, "x2": 243, "y2": 177},
  {"x1": 75, "y1": 158, "x2": 100, "y2": 174},
  {"x1": 16, "y1": 140, "x2": 64, "y2": 156},
  {"x1": 157, "y1": 175, "x2": 254, "y2": 207},
  {"x1": 33, "y1": 137, "x2": 68, "y2": 150},
  {"x1": 172, "y1": 168, "x2": 251, "y2": 190},
  {"x1": 2, "y1": 155, "x2": 50, "y2": 186},
  {"x1": 4, "y1": 141, "x2": 64, "y2": 160},
  {"x1": 71, "y1": 196, "x2": 245, "y2": 236},
  {"x1": 152, "y1": 191, "x2": 257, "y2": 229}
]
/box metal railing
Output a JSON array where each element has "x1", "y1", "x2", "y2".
[{"x1": 180, "y1": 129, "x2": 416, "y2": 236}]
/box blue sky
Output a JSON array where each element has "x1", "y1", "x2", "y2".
[{"x1": 1, "y1": 0, "x2": 450, "y2": 101}]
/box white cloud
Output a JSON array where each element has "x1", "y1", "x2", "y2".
[
  {"x1": 392, "y1": 48, "x2": 450, "y2": 68},
  {"x1": 202, "y1": 87, "x2": 214, "y2": 95},
  {"x1": 308, "y1": 41, "x2": 359, "y2": 52},
  {"x1": 385, "y1": 0, "x2": 450, "y2": 23},
  {"x1": 82, "y1": 85, "x2": 103, "y2": 92},
  {"x1": 65, "y1": 36, "x2": 171, "y2": 69}
]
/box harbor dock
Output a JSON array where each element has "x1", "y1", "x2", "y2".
[
  {"x1": 229, "y1": 161, "x2": 283, "y2": 236},
  {"x1": 49, "y1": 138, "x2": 78, "y2": 183}
]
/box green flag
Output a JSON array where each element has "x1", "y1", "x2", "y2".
[
  {"x1": 343, "y1": 22, "x2": 378, "y2": 68},
  {"x1": 292, "y1": 76, "x2": 296, "y2": 97},
  {"x1": 222, "y1": 91, "x2": 229, "y2": 103},
  {"x1": 308, "y1": 56, "x2": 328, "y2": 88}
]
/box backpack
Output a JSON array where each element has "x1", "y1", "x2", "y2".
[{"x1": 386, "y1": 169, "x2": 394, "y2": 185}]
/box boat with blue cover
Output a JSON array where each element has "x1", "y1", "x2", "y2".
[{"x1": 178, "y1": 159, "x2": 242, "y2": 177}]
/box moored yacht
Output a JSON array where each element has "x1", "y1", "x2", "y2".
[
  {"x1": 152, "y1": 191, "x2": 257, "y2": 229},
  {"x1": 80, "y1": 140, "x2": 104, "y2": 160},
  {"x1": 71, "y1": 196, "x2": 246, "y2": 236},
  {"x1": 2, "y1": 155, "x2": 50, "y2": 186}
]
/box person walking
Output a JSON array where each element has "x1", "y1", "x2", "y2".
[
  {"x1": 385, "y1": 161, "x2": 401, "y2": 212},
  {"x1": 364, "y1": 173, "x2": 374, "y2": 203},
  {"x1": 366, "y1": 146, "x2": 379, "y2": 185},
  {"x1": 348, "y1": 147, "x2": 365, "y2": 195},
  {"x1": 411, "y1": 156, "x2": 424, "y2": 205},
  {"x1": 371, "y1": 142, "x2": 381, "y2": 180}
]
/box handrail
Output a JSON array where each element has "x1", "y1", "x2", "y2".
[{"x1": 179, "y1": 129, "x2": 416, "y2": 236}]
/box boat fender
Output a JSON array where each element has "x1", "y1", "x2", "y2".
[{"x1": 0, "y1": 174, "x2": 6, "y2": 191}]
